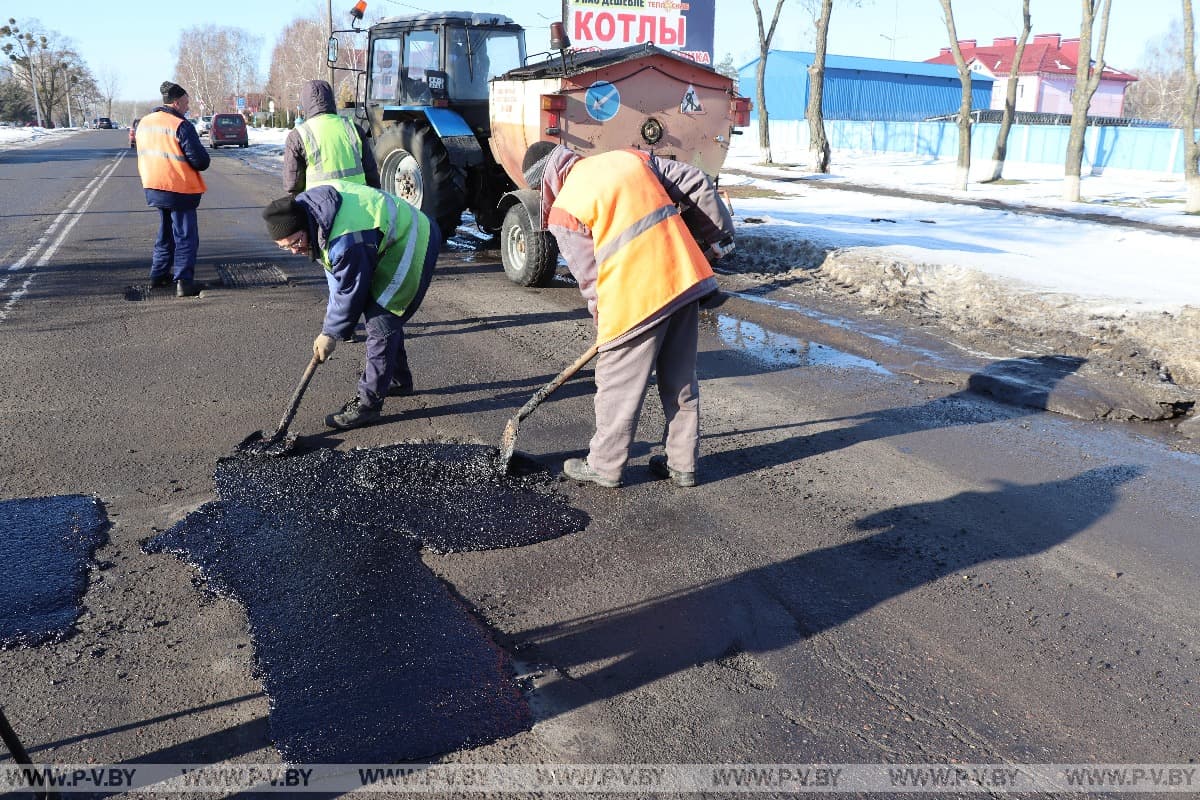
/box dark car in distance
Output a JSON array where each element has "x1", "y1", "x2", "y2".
[
  {"x1": 96, "y1": 117, "x2": 114, "y2": 129},
  {"x1": 209, "y1": 113, "x2": 247, "y2": 148}
]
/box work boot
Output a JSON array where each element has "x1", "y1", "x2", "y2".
[
  {"x1": 325, "y1": 396, "x2": 381, "y2": 430},
  {"x1": 648, "y1": 454, "x2": 696, "y2": 488},
  {"x1": 563, "y1": 458, "x2": 621, "y2": 488},
  {"x1": 149, "y1": 273, "x2": 172, "y2": 288},
  {"x1": 175, "y1": 278, "x2": 199, "y2": 297}
]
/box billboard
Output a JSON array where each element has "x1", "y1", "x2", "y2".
[{"x1": 566, "y1": 0, "x2": 715, "y2": 65}]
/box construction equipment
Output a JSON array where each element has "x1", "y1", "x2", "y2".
[
  {"x1": 236, "y1": 355, "x2": 321, "y2": 458},
  {"x1": 498, "y1": 343, "x2": 598, "y2": 474},
  {"x1": 329, "y1": 7, "x2": 750, "y2": 287}
]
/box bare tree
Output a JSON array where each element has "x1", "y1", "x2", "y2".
[
  {"x1": 98, "y1": 65, "x2": 120, "y2": 118},
  {"x1": 1184, "y1": 0, "x2": 1198, "y2": 212},
  {"x1": 174, "y1": 25, "x2": 261, "y2": 116},
  {"x1": 802, "y1": 0, "x2": 834, "y2": 172},
  {"x1": 228, "y1": 29, "x2": 263, "y2": 108},
  {"x1": 1, "y1": 18, "x2": 48, "y2": 125},
  {"x1": 266, "y1": 16, "x2": 328, "y2": 121},
  {"x1": 986, "y1": 0, "x2": 1031, "y2": 181},
  {"x1": 797, "y1": 0, "x2": 866, "y2": 173},
  {"x1": 1063, "y1": 0, "x2": 1113, "y2": 202},
  {"x1": 1125, "y1": 19, "x2": 1189, "y2": 124},
  {"x1": 750, "y1": 0, "x2": 787, "y2": 164},
  {"x1": 939, "y1": 0, "x2": 973, "y2": 191}
]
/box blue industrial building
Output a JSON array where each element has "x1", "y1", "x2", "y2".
[{"x1": 737, "y1": 51, "x2": 994, "y2": 122}]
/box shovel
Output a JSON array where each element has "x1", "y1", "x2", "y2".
[
  {"x1": 236, "y1": 354, "x2": 321, "y2": 458},
  {"x1": 498, "y1": 343, "x2": 599, "y2": 474}
]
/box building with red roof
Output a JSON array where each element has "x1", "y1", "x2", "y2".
[{"x1": 926, "y1": 34, "x2": 1138, "y2": 118}]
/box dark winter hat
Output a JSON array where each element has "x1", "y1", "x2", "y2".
[
  {"x1": 160, "y1": 81, "x2": 187, "y2": 104},
  {"x1": 522, "y1": 141, "x2": 557, "y2": 189},
  {"x1": 262, "y1": 196, "x2": 306, "y2": 240}
]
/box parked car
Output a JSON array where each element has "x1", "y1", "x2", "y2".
[
  {"x1": 96, "y1": 117, "x2": 114, "y2": 129},
  {"x1": 197, "y1": 115, "x2": 213, "y2": 136},
  {"x1": 209, "y1": 113, "x2": 247, "y2": 148},
  {"x1": 129, "y1": 118, "x2": 139, "y2": 149}
]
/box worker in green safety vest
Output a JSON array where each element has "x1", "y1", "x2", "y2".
[
  {"x1": 263, "y1": 179, "x2": 439, "y2": 430},
  {"x1": 283, "y1": 79, "x2": 380, "y2": 195}
]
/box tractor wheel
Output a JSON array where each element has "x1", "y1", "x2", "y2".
[
  {"x1": 500, "y1": 202, "x2": 559, "y2": 287},
  {"x1": 375, "y1": 121, "x2": 465, "y2": 242}
]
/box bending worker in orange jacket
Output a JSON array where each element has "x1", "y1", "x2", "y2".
[{"x1": 523, "y1": 144, "x2": 735, "y2": 488}]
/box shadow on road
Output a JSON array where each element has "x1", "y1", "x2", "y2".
[
  {"x1": 517, "y1": 463, "x2": 1142, "y2": 723},
  {"x1": 704, "y1": 356, "x2": 1086, "y2": 483}
]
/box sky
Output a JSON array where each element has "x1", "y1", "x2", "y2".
[{"x1": 9, "y1": 0, "x2": 1183, "y2": 103}]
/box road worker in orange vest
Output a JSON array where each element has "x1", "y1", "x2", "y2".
[
  {"x1": 136, "y1": 81, "x2": 210, "y2": 297},
  {"x1": 523, "y1": 143, "x2": 736, "y2": 489}
]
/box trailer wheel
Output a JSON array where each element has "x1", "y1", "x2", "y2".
[
  {"x1": 375, "y1": 122, "x2": 464, "y2": 243},
  {"x1": 501, "y1": 203, "x2": 559, "y2": 287}
]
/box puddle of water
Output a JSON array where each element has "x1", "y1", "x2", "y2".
[
  {"x1": 0, "y1": 495, "x2": 109, "y2": 648},
  {"x1": 716, "y1": 315, "x2": 890, "y2": 375},
  {"x1": 732, "y1": 291, "x2": 902, "y2": 347},
  {"x1": 144, "y1": 442, "x2": 588, "y2": 762}
]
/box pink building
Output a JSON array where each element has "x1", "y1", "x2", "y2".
[{"x1": 926, "y1": 34, "x2": 1137, "y2": 117}]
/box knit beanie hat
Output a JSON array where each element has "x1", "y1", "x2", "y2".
[
  {"x1": 160, "y1": 81, "x2": 187, "y2": 104},
  {"x1": 262, "y1": 196, "x2": 306, "y2": 240}
]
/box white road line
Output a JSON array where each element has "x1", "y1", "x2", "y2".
[
  {"x1": 36, "y1": 152, "x2": 127, "y2": 267},
  {"x1": 7, "y1": 155, "x2": 116, "y2": 272},
  {"x1": 0, "y1": 275, "x2": 34, "y2": 319},
  {"x1": 0, "y1": 150, "x2": 127, "y2": 321}
]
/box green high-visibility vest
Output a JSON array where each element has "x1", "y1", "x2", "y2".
[
  {"x1": 321, "y1": 180, "x2": 431, "y2": 317},
  {"x1": 296, "y1": 114, "x2": 367, "y2": 186}
]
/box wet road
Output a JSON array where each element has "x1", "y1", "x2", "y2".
[{"x1": 1, "y1": 132, "x2": 1198, "y2": 795}]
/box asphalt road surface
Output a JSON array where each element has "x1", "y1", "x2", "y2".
[{"x1": 1, "y1": 131, "x2": 1198, "y2": 798}]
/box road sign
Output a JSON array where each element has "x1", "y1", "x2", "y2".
[{"x1": 237, "y1": 97, "x2": 246, "y2": 110}]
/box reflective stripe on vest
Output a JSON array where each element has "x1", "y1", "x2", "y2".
[
  {"x1": 296, "y1": 115, "x2": 366, "y2": 186},
  {"x1": 321, "y1": 180, "x2": 431, "y2": 317},
  {"x1": 550, "y1": 150, "x2": 713, "y2": 344},
  {"x1": 136, "y1": 111, "x2": 206, "y2": 194}
]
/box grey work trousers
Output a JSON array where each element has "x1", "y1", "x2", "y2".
[{"x1": 587, "y1": 301, "x2": 700, "y2": 481}]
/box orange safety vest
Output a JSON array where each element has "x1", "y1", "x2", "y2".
[
  {"x1": 137, "y1": 111, "x2": 206, "y2": 194},
  {"x1": 550, "y1": 150, "x2": 713, "y2": 345}
]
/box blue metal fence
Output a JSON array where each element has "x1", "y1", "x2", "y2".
[{"x1": 735, "y1": 119, "x2": 1196, "y2": 175}]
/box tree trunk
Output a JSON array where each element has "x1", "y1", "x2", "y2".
[
  {"x1": 756, "y1": 48, "x2": 772, "y2": 163},
  {"x1": 806, "y1": 0, "x2": 833, "y2": 173},
  {"x1": 1064, "y1": 0, "x2": 1112, "y2": 202},
  {"x1": 751, "y1": 0, "x2": 787, "y2": 165},
  {"x1": 1183, "y1": 0, "x2": 1199, "y2": 213},
  {"x1": 939, "y1": 0, "x2": 972, "y2": 190},
  {"x1": 988, "y1": 0, "x2": 1031, "y2": 181}
]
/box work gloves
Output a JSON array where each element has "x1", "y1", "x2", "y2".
[{"x1": 313, "y1": 333, "x2": 337, "y2": 363}]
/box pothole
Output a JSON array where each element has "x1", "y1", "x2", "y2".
[
  {"x1": 143, "y1": 442, "x2": 588, "y2": 762},
  {"x1": 0, "y1": 495, "x2": 109, "y2": 648},
  {"x1": 217, "y1": 261, "x2": 289, "y2": 289}
]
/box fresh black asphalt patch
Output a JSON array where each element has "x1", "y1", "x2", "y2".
[
  {"x1": 144, "y1": 442, "x2": 589, "y2": 762},
  {"x1": 0, "y1": 495, "x2": 109, "y2": 649}
]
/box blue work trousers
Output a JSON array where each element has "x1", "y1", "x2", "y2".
[
  {"x1": 356, "y1": 221, "x2": 440, "y2": 408},
  {"x1": 151, "y1": 207, "x2": 199, "y2": 282}
]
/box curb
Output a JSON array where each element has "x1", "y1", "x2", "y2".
[{"x1": 705, "y1": 281, "x2": 1196, "y2": 436}]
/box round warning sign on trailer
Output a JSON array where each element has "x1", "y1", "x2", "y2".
[{"x1": 585, "y1": 81, "x2": 621, "y2": 122}]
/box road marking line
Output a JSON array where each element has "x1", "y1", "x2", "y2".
[
  {"x1": 0, "y1": 151, "x2": 127, "y2": 321},
  {"x1": 37, "y1": 151, "x2": 127, "y2": 268}
]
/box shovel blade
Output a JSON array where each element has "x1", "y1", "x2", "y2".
[{"x1": 235, "y1": 429, "x2": 300, "y2": 458}]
